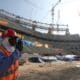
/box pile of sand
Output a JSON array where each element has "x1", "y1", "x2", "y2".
[{"x1": 18, "y1": 61, "x2": 80, "y2": 80}]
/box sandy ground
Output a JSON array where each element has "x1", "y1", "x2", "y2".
[{"x1": 18, "y1": 61, "x2": 80, "y2": 80}]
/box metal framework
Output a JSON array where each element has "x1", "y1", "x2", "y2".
[{"x1": 0, "y1": 9, "x2": 69, "y2": 34}]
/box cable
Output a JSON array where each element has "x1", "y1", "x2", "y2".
[
  {"x1": 23, "y1": 0, "x2": 45, "y2": 20},
  {"x1": 40, "y1": 0, "x2": 53, "y2": 22},
  {"x1": 40, "y1": 10, "x2": 51, "y2": 22},
  {"x1": 23, "y1": 0, "x2": 42, "y2": 10},
  {"x1": 60, "y1": 0, "x2": 77, "y2": 6}
]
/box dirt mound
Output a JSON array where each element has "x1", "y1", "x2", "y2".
[{"x1": 18, "y1": 62, "x2": 80, "y2": 80}]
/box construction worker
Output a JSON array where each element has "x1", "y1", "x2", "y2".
[{"x1": 0, "y1": 29, "x2": 23, "y2": 80}]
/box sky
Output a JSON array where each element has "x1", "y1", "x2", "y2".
[{"x1": 0, "y1": 0, "x2": 80, "y2": 35}]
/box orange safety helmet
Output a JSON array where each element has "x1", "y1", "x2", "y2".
[{"x1": 2, "y1": 29, "x2": 17, "y2": 38}]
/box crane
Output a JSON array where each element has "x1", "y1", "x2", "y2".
[{"x1": 51, "y1": 0, "x2": 61, "y2": 25}]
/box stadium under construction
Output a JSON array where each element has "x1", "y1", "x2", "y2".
[{"x1": 0, "y1": 9, "x2": 80, "y2": 55}]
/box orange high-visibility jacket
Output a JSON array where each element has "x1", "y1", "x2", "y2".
[{"x1": 0, "y1": 46, "x2": 19, "y2": 80}]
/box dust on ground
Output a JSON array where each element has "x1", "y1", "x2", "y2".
[{"x1": 18, "y1": 61, "x2": 80, "y2": 80}]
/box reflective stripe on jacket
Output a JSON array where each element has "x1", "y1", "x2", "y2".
[{"x1": 0, "y1": 46, "x2": 19, "y2": 80}]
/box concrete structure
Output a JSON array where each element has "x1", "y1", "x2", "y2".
[{"x1": 0, "y1": 9, "x2": 80, "y2": 55}]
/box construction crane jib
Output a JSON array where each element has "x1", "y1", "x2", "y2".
[{"x1": 51, "y1": 0, "x2": 61, "y2": 25}]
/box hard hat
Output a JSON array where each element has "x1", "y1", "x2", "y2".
[{"x1": 2, "y1": 29, "x2": 17, "y2": 38}]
